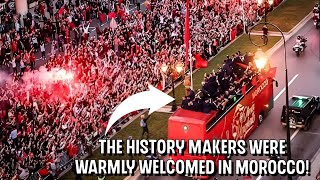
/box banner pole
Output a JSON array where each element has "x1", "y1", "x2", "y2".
[{"x1": 189, "y1": 41, "x2": 193, "y2": 90}]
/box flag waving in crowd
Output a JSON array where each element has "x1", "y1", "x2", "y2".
[{"x1": 195, "y1": 54, "x2": 208, "y2": 69}]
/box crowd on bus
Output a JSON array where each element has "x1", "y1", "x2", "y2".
[
  {"x1": 0, "y1": 0, "x2": 276, "y2": 179},
  {"x1": 181, "y1": 52, "x2": 255, "y2": 114}
]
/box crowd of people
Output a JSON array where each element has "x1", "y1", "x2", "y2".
[
  {"x1": 0, "y1": 0, "x2": 280, "y2": 179},
  {"x1": 181, "y1": 52, "x2": 255, "y2": 115}
]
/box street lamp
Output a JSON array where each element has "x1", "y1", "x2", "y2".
[
  {"x1": 258, "y1": 0, "x2": 273, "y2": 23},
  {"x1": 161, "y1": 62, "x2": 184, "y2": 112},
  {"x1": 249, "y1": 22, "x2": 291, "y2": 180},
  {"x1": 254, "y1": 48, "x2": 268, "y2": 70}
]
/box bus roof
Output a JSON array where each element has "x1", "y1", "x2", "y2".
[{"x1": 170, "y1": 109, "x2": 218, "y2": 126}]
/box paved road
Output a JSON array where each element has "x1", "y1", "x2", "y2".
[
  {"x1": 254, "y1": 16, "x2": 320, "y2": 180},
  {"x1": 130, "y1": 18, "x2": 320, "y2": 180}
]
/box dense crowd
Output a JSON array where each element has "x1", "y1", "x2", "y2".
[{"x1": 0, "y1": 0, "x2": 273, "y2": 179}]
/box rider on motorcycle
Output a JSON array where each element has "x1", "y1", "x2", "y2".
[
  {"x1": 314, "y1": 3, "x2": 319, "y2": 13},
  {"x1": 314, "y1": 4, "x2": 320, "y2": 17},
  {"x1": 314, "y1": 3, "x2": 320, "y2": 24}
]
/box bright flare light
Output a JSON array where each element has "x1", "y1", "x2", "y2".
[
  {"x1": 161, "y1": 63, "x2": 169, "y2": 73},
  {"x1": 175, "y1": 62, "x2": 184, "y2": 73},
  {"x1": 53, "y1": 69, "x2": 74, "y2": 81},
  {"x1": 268, "y1": 0, "x2": 274, "y2": 5},
  {"x1": 254, "y1": 48, "x2": 268, "y2": 70},
  {"x1": 257, "y1": 0, "x2": 263, "y2": 5}
]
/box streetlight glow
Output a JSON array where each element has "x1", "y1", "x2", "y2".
[
  {"x1": 254, "y1": 48, "x2": 268, "y2": 70},
  {"x1": 268, "y1": 0, "x2": 274, "y2": 5},
  {"x1": 161, "y1": 63, "x2": 168, "y2": 73}
]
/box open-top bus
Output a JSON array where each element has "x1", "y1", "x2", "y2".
[{"x1": 168, "y1": 74, "x2": 274, "y2": 179}]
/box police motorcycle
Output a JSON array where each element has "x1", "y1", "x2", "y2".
[
  {"x1": 293, "y1": 36, "x2": 307, "y2": 57},
  {"x1": 313, "y1": 3, "x2": 320, "y2": 29}
]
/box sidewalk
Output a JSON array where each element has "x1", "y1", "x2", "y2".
[
  {"x1": 156, "y1": 105, "x2": 177, "y2": 113},
  {"x1": 250, "y1": 31, "x2": 289, "y2": 37}
]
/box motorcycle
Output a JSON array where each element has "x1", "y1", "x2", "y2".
[
  {"x1": 314, "y1": 6, "x2": 320, "y2": 29},
  {"x1": 293, "y1": 43, "x2": 303, "y2": 57},
  {"x1": 293, "y1": 38, "x2": 307, "y2": 57}
]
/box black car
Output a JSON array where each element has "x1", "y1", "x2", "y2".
[{"x1": 281, "y1": 95, "x2": 320, "y2": 130}]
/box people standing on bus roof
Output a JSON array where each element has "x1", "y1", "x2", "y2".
[{"x1": 188, "y1": 89, "x2": 195, "y2": 100}]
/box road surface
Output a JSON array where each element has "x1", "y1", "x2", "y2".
[{"x1": 130, "y1": 18, "x2": 320, "y2": 180}]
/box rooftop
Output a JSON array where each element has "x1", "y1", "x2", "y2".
[{"x1": 289, "y1": 96, "x2": 312, "y2": 109}]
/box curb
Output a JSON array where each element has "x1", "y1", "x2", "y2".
[
  {"x1": 288, "y1": 11, "x2": 314, "y2": 35},
  {"x1": 250, "y1": 31, "x2": 289, "y2": 37}
]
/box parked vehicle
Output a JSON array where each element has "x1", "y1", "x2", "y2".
[{"x1": 281, "y1": 95, "x2": 320, "y2": 130}]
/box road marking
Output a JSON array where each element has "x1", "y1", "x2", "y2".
[
  {"x1": 303, "y1": 131, "x2": 320, "y2": 136},
  {"x1": 290, "y1": 129, "x2": 300, "y2": 141},
  {"x1": 273, "y1": 74, "x2": 299, "y2": 101},
  {"x1": 256, "y1": 175, "x2": 263, "y2": 180}
]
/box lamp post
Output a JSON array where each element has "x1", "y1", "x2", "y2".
[
  {"x1": 161, "y1": 62, "x2": 184, "y2": 112},
  {"x1": 240, "y1": 0, "x2": 246, "y2": 34},
  {"x1": 249, "y1": 22, "x2": 291, "y2": 180},
  {"x1": 258, "y1": 0, "x2": 274, "y2": 23}
]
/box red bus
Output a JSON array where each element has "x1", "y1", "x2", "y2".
[{"x1": 168, "y1": 74, "x2": 274, "y2": 179}]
